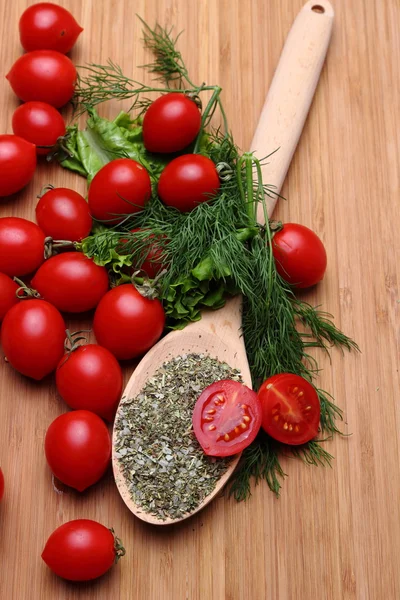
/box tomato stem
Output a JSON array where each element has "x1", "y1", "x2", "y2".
[
  {"x1": 110, "y1": 528, "x2": 126, "y2": 563},
  {"x1": 13, "y1": 277, "x2": 41, "y2": 300},
  {"x1": 64, "y1": 329, "x2": 91, "y2": 353},
  {"x1": 44, "y1": 237, "x2": 77, "y2": 260}
]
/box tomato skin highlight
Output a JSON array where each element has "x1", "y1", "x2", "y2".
[
  {"x1": 258, "y1": 373, "x2": 320, "y2": 445},
  {"x1": 193, "y1": 380, "x2": 262, "y2": 457},
  {"x1": 12, "y1": 101, "x2": 66, "y2": 156},
  {"x1": 272, "y1": 223, "x2": 327, "y2": 288},
  {"x1": 0, "y1": 273, "x2": 19, "y2": 322},
  {"x1": 32, "y1": 253, "x2": 109, "y2": 313},
  {"x1": 42, "y1": 520, "x2": 119, "y2": 581},
  {"x1": 88, "y1": 159, "x2": 152, "y2": 224},
  {"x1": 19, "y1": 3, "x2": 83, "y2": 54},
  {"x1": 6, "y1": 51, "x2": 77, "y2": 108},
  {"x1": 158, "y1": 154, "x2": 220, "y2": 212},
  {"x1": 0, "y1": 217, "x2": 45, "y2": 276},
  {"x1": 36, "y1": 187, "x2": 92, "y2": 242},
  {"x1": 45, "y1": 410, "x2": 111, "y2": 491},
  {"x1": 93, "y1": 284, "x2": 165, "y2": 360},
  {"x1": 0, "y1": 468, "x2": 4, "y2": 500},
  {"x1": 0, "y1": 135, "x2": 37, "y2": 197},
  {"x1": 56, "y1": 345, "x2": 123, "y2": 422},
  {"x1": 143, "y1": 93, "x2": 201, "y2": 153},
  {"x1": 1, "y1": 299, "x2": 65, "y2": 380}
]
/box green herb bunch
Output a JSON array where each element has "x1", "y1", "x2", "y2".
[{"x1": 58, "y1": 21, "x2": 358, "y2": 498}]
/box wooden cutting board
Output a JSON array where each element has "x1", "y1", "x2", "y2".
[{"x1": 0, "y1": 1, "x2": 399, "y2": 598}]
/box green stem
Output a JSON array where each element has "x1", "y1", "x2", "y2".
[
  {"x1": 217, "y1": 98, "x2": 229, "y2": 136},
  {"x1": 193, "y1": 86, "x2": 222, "y2": 153}
]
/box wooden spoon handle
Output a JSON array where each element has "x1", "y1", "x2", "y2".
[{"x1": 251, "y1": 0, "x2": 334, "y2": 223}]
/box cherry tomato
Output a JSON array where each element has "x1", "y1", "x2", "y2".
[
  {"x1": 192, "y1": 380, "x2": 262, "y2": 457},
  {"x1": 6, "y1": 50, "x2": 77, "y2": 108},
  {"x1": 36, "y1": 187, "x2": 92, "y2": 241},
  {"x1": 143, "y1": 93, "x2": 201, "y2": 153},
  {"x1": 31, "y1": 253, "x2": 109, "y2": 313},
  {"x1": 123, "y1": 228, "x2": 167, "y2": 279},
  {"x1": 1, "y1": 299, "x2": 65, "y2": 380},
  {"x1": 93, "y1": 284, "x2": 165, "y2": 360},
  {"x1": 0, "y1": 468, "x2": 4, "y2": 500},
  {"x1": 0, "y1": 135, "x2": 37, "y2": 197},
  {"x1": 19, "y1": 3, "x2": 83, "y2": 54},
  {"x1": 88, "y1": 159, "x2": 151, "y2": 223},
  {"x1": 0, "y1": 217, "x2": 45, "y2": 276},
  {"x1": 56, "y1": 344, "x2": 123, "y2": 422},
  {"x1": 158, "y1": 154, "x2": 220, "y2": 212},
  {"x1": 45, "y1": 410, "x2": 111, "y2": 491},
  {"x1": 42, "y1": 519, "x2": 124, "y2": 581},
  {"x1": 0, "y1": 273, "x2": 19, "y2": 321},
  {"x1": 272, "y1": 223, "x2": 327, "y2": 288},
  {"x1": 258, "y1": 373, "x2": 320, "y2": 445},
  {"x1": 12, "y1": 102, "x2": 66, "y2": 156}
]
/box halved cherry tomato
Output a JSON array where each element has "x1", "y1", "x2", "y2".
[
  {"x1": 19, "y1": 3, "x2": 83, "y2": 54},
  {"x1": 158, "y1": 154, "x2": 220, "y2": 212},
  {"x1": 36, "y1": 187, "x2": 92, "y2": 242},
  {"x1": 0, "y1": 217, "x2": 45, "y2": 276},
  {"x1": 6, "y1": 51, "x2": 77, "y2": 108},
  {"x1": 143, "y1": 93, "x2": 201, "y2": 153},
  {"x1": 88, "y1": 158, "x2": 151, "y2": 224},
  {"x1": 272, "y1": 223, "x2": 327, "y2": 288},
  {"x1": 258, "y1": 373, "x2": 320, "y2": 445},
  {"x1": 12, "y1": 102, "x2": 66, "y2": 156},
  {"x1": 192, "y1": 380, "x2": 262, "y2": 457},
  {"x1": 0, "y1": 273, "x2": 19, "y2": 322},
  {"x1": 42, "y1": 520, "x2": 124, "y2": 581},
  {"x1": 32, "y1": 252, "x2": 109, "y2": 313}
]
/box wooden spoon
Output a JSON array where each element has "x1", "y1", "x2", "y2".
[{"x1": 113, "y1": 0, "x2": 334, "y2": 525}]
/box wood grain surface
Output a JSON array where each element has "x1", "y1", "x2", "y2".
[{"x1": 0, "y1": 1, "x2": 399, "y2": 598}]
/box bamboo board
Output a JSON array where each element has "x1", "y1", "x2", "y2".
[{"x1": 0, "y1": 1, "x2": 399, "y2": 598}]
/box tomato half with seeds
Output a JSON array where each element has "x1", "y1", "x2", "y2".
[
  {"x1": 258, "y1": 373, "x2": 320, "y2": 445},
  {"x1": 192, "y1": 380, "x2": 262, "y2": 457}
]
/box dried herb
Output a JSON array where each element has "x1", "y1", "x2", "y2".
[{"x1": 114, "y1": 354, "x2": 241, "y2": 520}]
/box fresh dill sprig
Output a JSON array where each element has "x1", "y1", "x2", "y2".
[{"x1": 139, "y1": 18, "x2": 196, "y2": 88}]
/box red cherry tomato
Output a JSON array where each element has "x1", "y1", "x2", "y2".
[
  {"x1": 88, "y1": 159, "x2": 151, "y2": 224},
  {"x1": 0, "y1": 135, "x2": 36, "y2": 197},
  {"x1": 32, "y1": 253, "x2": 109, "y2": 313},
  {"x1": 124, "y1": 228, "x2": 167, "y2": 279},
  {"x1": 0, "y1": 217, "x2": 45, "y2": 276},
  {"x1": 143, "y1": 93, "x2": 201, "y2": 153},
  {"x1": 158, "y1": 154, "x2": 220, "y2": 212},
  {"x1": 258, "y1": 373, "x2": 320, "y2": 445},
  {"x1": 45, "y1": 410, "x2": 111, "y2": 491},
  {"x1": 1, "y1": 299, "x2": 65, "y2": 380},
  {"x1": 0, "y1": 468, "x2": 4, "y2": 500},
  {"x1": 42, "y1": 520, "x2": 124, "y2": 581},
  {"x1": 36, "y1": 187, "x2": 92, "y2": 242},
  {"x1": 192, "y1": 380, "x2": 262, "y2": 457},
  {"x1": 19, "y1": 3, "x2": 83, "y2": 53},
  {"x1": 272, "y1": 223, "x2": 327, "y2": 288},
  {"x1": 0, "y1": 273, "x2": 19, "y2": 321},
  {"x1": 12, "y1": 102, "x2": 66, "y2": 156},
  {"x1": 56, "y1": 344, "x2": 123, "y2": 422},
  {"x1": 6, "y1": 50, "x2": 77, "y2": 108},
  {"x1": 93, "y1": 284, "x2": 165, "y2": 360}
]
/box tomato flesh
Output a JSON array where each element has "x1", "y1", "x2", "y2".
[
  {"x1": 258, "y1": 373, "x2": 320, "y2": 445},
  {"x1": 192, "y1": 380, "x2": 262, "y2": 457}
]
